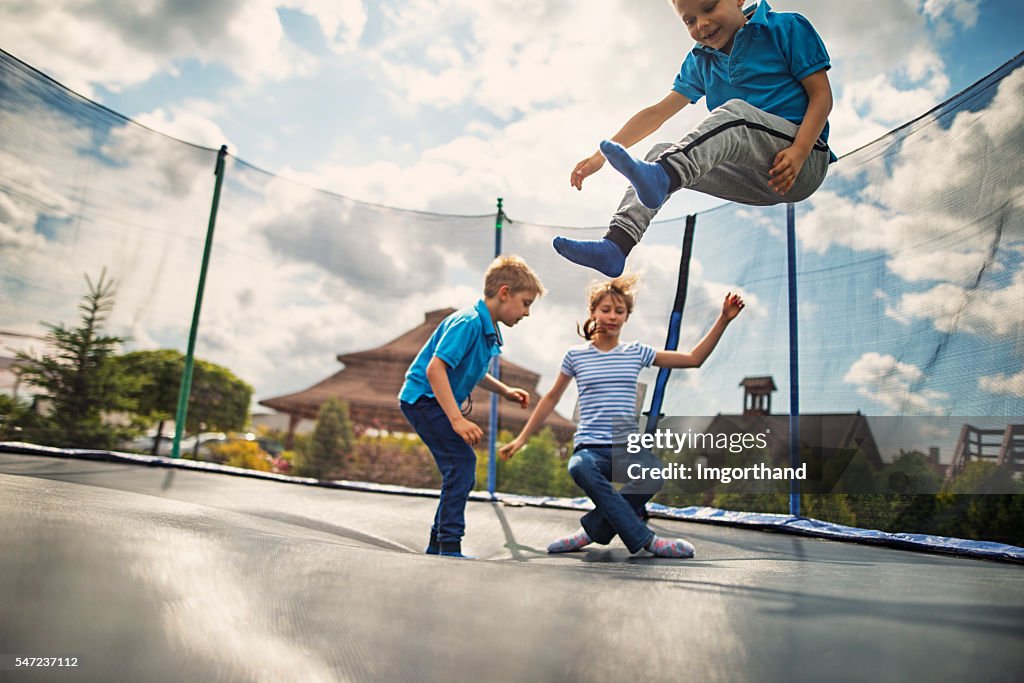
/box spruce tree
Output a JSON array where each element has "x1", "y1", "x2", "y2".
[
  {"x1": 300, "y1": 398, "x2": 354, "y2": 478},
  {"x1": 16, "y1": 270, "x2": 135, "y2": 448}
]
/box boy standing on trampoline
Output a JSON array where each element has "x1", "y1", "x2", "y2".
[
  {"x1": 500, "y1": 275, "x2": 744, "y2": 557},
  {"x1": 399, "y1": 255, "x2": 545, "y2": 558},
  {"x1": 554, "y1": 0, "x2": 835, "y2": 277}
]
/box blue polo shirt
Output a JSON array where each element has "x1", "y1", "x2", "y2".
[
  {"x1": 399, "y1": 300, "x2": 503, "y2": 406},
  {"x1": 672, "y1": 1, "x2": 835, "y2": 160}
]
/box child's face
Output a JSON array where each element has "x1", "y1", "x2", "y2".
[
  {"x1": 496, "y1": 288, "x2": 537, "y2": 327},
  {"x1": 673, "y1": 0, "x2": 747, "y2": 53},
  {"x1": 591, "y1": 293, "x2": 630, "y2": 336}
]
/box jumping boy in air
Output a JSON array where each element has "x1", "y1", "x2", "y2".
[
  {"x1": 554, "y1": 0, "x2": 835, "y2": 277},
  {"x1": 399, "y1": 255, "x2": 545, "y2": 558}
]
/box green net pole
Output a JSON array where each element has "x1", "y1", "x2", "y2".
[
  {"x1": 171, "y1": 145, "x2": 228, "y2": 458},
  {"x1": 487, "y1": 198, "x2": 503, "y2": 497}
]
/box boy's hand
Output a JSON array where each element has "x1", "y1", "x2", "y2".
[
  {"x1": 570, "y1": 152, "x2": 606, "y2": 190},
  {"x1": 451, "y1": 416, "x2": 483, "y2": 445},
  {"x1": 722, "y1": 292, "x2": 745, "y2": 320},
  {"x1": 504, "y1": 387, "x2": 531, "y2": 409},
  {"x1": 499, "y1": 438, "x2": 525, "y2": 461},
  {"x1": 768, "y1": 145, "x2": 809, "y2": 195}
]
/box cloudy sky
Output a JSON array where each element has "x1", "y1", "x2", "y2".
[
  {"x1": 3, "y1": 0, "x2": 1022, "y2": 221},
  {"x1": 1, "y1": 0, "x2": 1022, "y2": 447}
]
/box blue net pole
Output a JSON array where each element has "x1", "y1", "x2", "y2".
[
  {"x1": 786, "y1": 202, "x2": 801, "y2": 517},
  {"x1": 487, "y1": 198, "x2": 503, "y2": 498},
  {"x1": 644, "y1": 215, "x2": 697, "y2": 434}
]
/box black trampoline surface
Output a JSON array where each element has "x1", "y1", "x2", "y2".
[{"x1": 1, "y1": 452, "x2": 1022, "y2": 683}]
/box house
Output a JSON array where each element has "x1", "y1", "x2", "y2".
[
  {"x1": 259, "y1": 308, "x2": 576, "y2": 447},
  {"x1": 698, "y1": 376, "x2": 884, "y2": 491}
]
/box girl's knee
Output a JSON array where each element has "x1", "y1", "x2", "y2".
[{"x1": 567, "y1": 454, "x2": 594, "y2": 480}]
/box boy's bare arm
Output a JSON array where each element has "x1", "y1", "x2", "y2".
[
  {"x1": 426, "y1": 356, "x2": 483, "y2": 445},
  {"x1": 769, "y1": 69, "x2": 833, "y2": 195},
  {"x1": 478, "y1": 372, "x2": 530, "y2": 409},
  {"x1": 571, "y1": 91, "x2": 690, "y2": 190}
]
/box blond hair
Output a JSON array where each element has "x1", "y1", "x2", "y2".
[
  {"x1": 578, "y1": 273, "x2": 641, "y2": 340},
  {"x1": 483, "y1": 255, "x2": 545, "y2": 298}
]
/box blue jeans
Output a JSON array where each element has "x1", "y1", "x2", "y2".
[
  {"x1": 569, "y1": 445, "x2": 664, "y2": 553},
  {"x1": 400, "y1": 397, "x2": 477, "y2": 545}
]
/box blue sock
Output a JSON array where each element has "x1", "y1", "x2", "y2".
[
  {"x1": 552, "y1": 237, "x2": 626, "y2": 277},
  {"x1": 599, "y1": 140, "x2": 671, "y2": 209}
]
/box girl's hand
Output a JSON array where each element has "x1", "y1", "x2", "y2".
[
  {"x1": 722, "y1": 292, "x2": 745, "y2": 320},
  {"x1": 499, "y1": 438, "x2": 525, "y2": 461},
  {"x1": 504, "y1": 387, "x2": 531, "y2": 409},
  {"x1": 570, "y1": 152, "x2": 606, "y2": 190}
]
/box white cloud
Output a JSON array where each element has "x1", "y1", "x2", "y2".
[
  {"x1": 843, "y1": 352, "x2": 948, "y2": 415},
  {"x1": 0, "y1": 0, "x2": 367, "y2": 96},
  {"x1": 286, "y1": 0, "x2": 366, "y2": 52},
  {"x1": 133, "y1": 107, "x2": 232, "y2": 150},
  {"x1": 979, "y1": 370, "x2": 1024, "y2": 397},
  {"x1": 885, "y1": 270, "x2": 1024, "y2": 340},
  {"x1": 801, "y1": 66, "x2": 1024, "y2": 291},
  {"x1": 922, "y1": 0, "x2": 981, "y2": 37}
]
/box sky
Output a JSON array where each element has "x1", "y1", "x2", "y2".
[
  {"x1": 2, "y1": 0, "x2": 1022, "y2": 222},
  {"x1": 1, "y1": 0, "x2": 1022, "y2": 448}
]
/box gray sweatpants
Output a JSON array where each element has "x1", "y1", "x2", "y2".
[{"x1": 609, "y1": 98, "x2": 831, "y2": 245}]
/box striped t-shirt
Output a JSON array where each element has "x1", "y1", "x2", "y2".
[{"x1": 560, "y1": 341, "x2": 657, "y2": 447}]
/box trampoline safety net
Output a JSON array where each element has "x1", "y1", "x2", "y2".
[{"x1": 2, "y1": 48, "x2": 1022, "y2": 546}]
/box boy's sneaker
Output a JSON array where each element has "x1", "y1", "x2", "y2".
[
  {"x1": 433, "y1": 540, "x2": 475, "y2": 558},
  {"x1": 439, "y1": 551, "x2": 476, "y2": 559},
  {"x1": 644, "y1": 535, "x2": 695, "y2": 558},
  {"x1": 547, "y1": 528, "x2": 594, "y2": 553},
  {"x1": 425, "y1": 531, "x2": 440, "y2": 555}
]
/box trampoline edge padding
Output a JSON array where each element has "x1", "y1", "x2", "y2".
[{"x1": 2, "y1": 441, "x2": 1022, "y2": 564}]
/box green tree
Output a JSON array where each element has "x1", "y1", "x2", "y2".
[
  {"x1": 493, "y1": 428, "x2": 578, "y2": 497},
  {"x1": 186, "y1": 359, "x2": 252, "y2": 435},
  {"x1": 296, "y1": 398, "x2": 354, "y2": 479},
  {"x1": 115, "y1": 349, "x2": 182, "y2": 454},
  {"x1": 0, "y1": 394, "x2": 42, "y2": 441},
  {"x1": 879, "y1": 450, "x2": 940, "y2": 495},
  {"x1": 114, "y1": 349, "x2": 252, "y2": 454},
  {"x1": 15, "y1": 271, "x2": 137, "y2": 448}
]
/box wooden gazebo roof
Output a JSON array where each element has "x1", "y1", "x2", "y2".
[{"x1": 260, "y1": 308, "x2": 576, "y2": 441}]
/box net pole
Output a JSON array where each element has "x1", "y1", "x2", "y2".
[
  {"x1": 171, "y1": 145, "x2": 228, "y2": 458},
  {"x1": 786, "y1": 202, "x2": 801, "y2": 516},
  {"x1": 645, "y1": 215, "x2": 697, "y2": 434},
  {"x1": 487, "y1": 198, "x2": 504, "y2": 498}
]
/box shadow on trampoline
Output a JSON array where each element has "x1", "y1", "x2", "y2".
[{"x1": 488, "y1": 500, "x2": 549, "y2": 559}]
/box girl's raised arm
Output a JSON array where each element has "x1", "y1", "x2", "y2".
[
  {"x1": 654, "y1": 293, "x2": 744, "y2": 369},
  {"x1": 499, "y1": 372, "x2": 573, "y2": 460}
]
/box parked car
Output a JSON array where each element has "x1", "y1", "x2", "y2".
[
  {"x1": 120, "y1": 430, "x2": 283, "y2": 462},
  {"x1": 119, "y1": 432, "x2": 175, "y2": 456}
]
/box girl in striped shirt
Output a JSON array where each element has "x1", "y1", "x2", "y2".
[{"x1": 500, "y1": 274, "x2": 743, "y2": 557}]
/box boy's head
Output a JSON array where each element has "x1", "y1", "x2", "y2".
[
  {"x1": 672, "y1": 0, "x2": 747, "y2": 53},
  {"x1": 483, "y1": 255, "x2": 545, "y2": 327}
]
